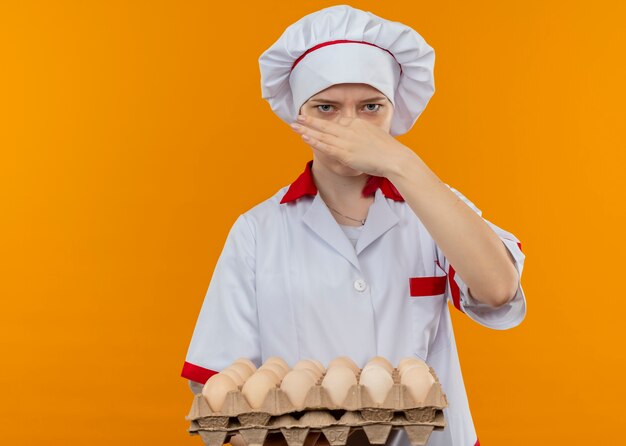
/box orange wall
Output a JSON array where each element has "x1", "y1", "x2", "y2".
[{"x1": 1, "y1": 1, "x2": 624, "y2": 444}]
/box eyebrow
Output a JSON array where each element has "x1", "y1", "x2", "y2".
[{"x1": 308, "y1": 96, "x2": 388, "y2": 104}]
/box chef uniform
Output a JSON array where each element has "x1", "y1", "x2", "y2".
[{"x1": 181, "y1": 5, "x2": 527, "y2": 446}]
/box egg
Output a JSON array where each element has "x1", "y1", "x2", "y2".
[
  {"x1": 202, "y1": 373, "x2": 238, "y2": 412},
  {"x1": 293, "y1": 359, "x2": 325, "y2": 377},
  {"x1": 327, "y1": 356, "x2": 359, "y2": 375},
  {"x1": 398, "y1": 357, "x2": 429, "y2": 376},
  {"x1": 259, "y1": 362, "x2": 288, "y2": 380},
  {"x1": 400, "y1": 365, "x2": 436, "y2": 404},
  {"x1": 241, "y1": 370, "x2": 278, "y2": 409},
  {"x1": 309, "y1": 359, "x2": 326, "y2": 374},
  {"x1": 366, "y1": 356, "x2": 394, "y2": 374},
  {"x1": 233, "y1": 357, "x2": 257, "y2": 374},
  {"x1": 220, "y1": 368, "x2": 245, "y2": 387},
  {"x1": 280, "y1": 369, "x2": 316, "y2": 409},
  {"x1": 359, "y1": 364, "x2": 394, "y2": 404},
  {"x1": 321, "y1": 365, "x2": 358, "y2": 406},
  {"x1": 361, "y1": 363, "x2": 392, "y2": 379},
  {"x1": 300, "y1": 367, "x2": 321, "y2": 383},
  {"x1": 265, "y1": 356, "x2": 290, "y2": 374},
  {"x1": 255, "y1": 367, "x2": 282, "y2": 385},
  {"x1": 292, "y1": 363, "x2": 322, "y2": 382},
  {"x1": 227, "y1": 362, "x2": 254, "y2": 380}
]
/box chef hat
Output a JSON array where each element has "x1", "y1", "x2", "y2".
[{"x1": 259, "y1": 4, "x2": 435, "y2": 136}]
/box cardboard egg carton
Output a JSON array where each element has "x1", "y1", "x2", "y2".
[
  {"x1": 186, "y1": 367, "x2": 447, "y2": 446},
  {"x1": 189, "y1": 405, "x2": 444, "y2": 446}
]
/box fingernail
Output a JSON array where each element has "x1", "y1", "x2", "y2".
[{"x1": 290, "y1": 123, "x2": 300, "y2": 130}]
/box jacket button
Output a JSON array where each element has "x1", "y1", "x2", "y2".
[{"x1": 354, "y1": 279, "x2": 367, "y2": 292}]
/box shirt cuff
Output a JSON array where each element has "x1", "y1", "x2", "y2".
[{"x1": 454, "y1": 237, "x2": 527, "y2": 330}]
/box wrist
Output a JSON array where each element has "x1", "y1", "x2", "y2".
[{"x1": 384, "y1": 149, "x2": 422, "y2": 181}]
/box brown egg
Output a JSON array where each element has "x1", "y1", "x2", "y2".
[
  {"x1": 280, "y1": 369, "x2": 316, "y2": 409},
  {"x1": 400, "y1": 365, "x2": 436, "y2": 404},
  {"x1": 292, "y1": 361, "x2": 322, "y2": 382},
  {"x1": 398, "y1": 357, "x2": 429, "y2": 376},
  {"x1": 202, "y1": 374, "x2": 238, "y2": 412},
  {"x1": 321, "y1": 365, "x2": 358, "y2": 406},
  {"x1": 241, "y1": 370, "x2": 278, "y2": 409},
  {"x1": 265, "y1": 356, "x2": 290, "y2": 374},
  {"x1": 299, "y1": 367, "x2": 321, "y2": 383},
  {"x1": 361, "y1": 363, "x2": 393, "y2": 378},
  {"x1": 220, "y1": 368, "x2": 245, "y2": 387},
  {"x1": 233, "y1": 358, "x2": 257, "y2": 374},
  {"x1": 359, "y1": 364, "x2": 394, "y2": 404},
  {"x1": 366, "y1": 356, "x2": 394, "y2": 374},
  {"x1": 228, "y1": 362, "x2": 254, "y2": 380},
  {"x1": 293, "y1": 359, "x2": 325, "y2": 377},
  {"x1": 328, "y1": 356, "x2": 359, "y2": 375},
  {"x1": 259, "y1": 362, "x2": 288, "y2": 380},
  {"x1": 310, "y1": 359, "x2": 326, "y2": 374},
  {"x1": 255, "y1": 367, "x2": 282, "y2": 385}
]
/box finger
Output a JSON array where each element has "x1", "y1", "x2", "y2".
[
  {"x1": 299, "y1": 125, "x2": 342, "y2": 148},
  {"x1": 302, "y1": 134, "x2": 342, "y2": 162},
  {"x1": 297, "y1": 114, "x2": 345, "y2": 137}
]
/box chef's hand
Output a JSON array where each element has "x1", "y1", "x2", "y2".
[{"x1": 290, "y1": 114, "x2": 415, "y2": 178}]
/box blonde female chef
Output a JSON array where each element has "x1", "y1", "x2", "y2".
[{"x1": 181, "y1": 5, "x2": 527, "y2": 446}]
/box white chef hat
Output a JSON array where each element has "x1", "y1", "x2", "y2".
[{"x1": 259, "y1": 4, "x2": 435, "y2": 136}]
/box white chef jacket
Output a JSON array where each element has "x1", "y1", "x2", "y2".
[{"x1": 182, "y1": 160, "x2": 527, "y2": 446}]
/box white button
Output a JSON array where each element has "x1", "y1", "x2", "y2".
[{"x1": 354, "y1": 279, "x2": 367, "y2": 292}]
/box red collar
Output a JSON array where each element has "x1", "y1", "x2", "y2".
[{"x1": 280, "y1": 160, "x2": 404, "y2": 204}]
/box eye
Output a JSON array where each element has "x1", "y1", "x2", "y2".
[
  {"x1": 315, "y1": 104, "x2": 335, "y2": 113},
  {"x1": 364, "y1": 104, "x2": 382, "y2": 112}
]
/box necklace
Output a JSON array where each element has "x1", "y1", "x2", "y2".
[{"x1": 326, "y1": 205, "x2": 366, "y2": 225}]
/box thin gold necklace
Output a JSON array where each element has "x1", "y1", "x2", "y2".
[{"x1": 326, "y1": 205, "x2": 366, "y2": 225}]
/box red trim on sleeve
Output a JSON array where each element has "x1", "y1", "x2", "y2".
[
  {"x1": 475, "y1": 439, "x2": 480, "y2": 446},
  {"x1": 181, "y1": 361, "x2": 218, "y2": 385},
  {"x1": 517, "y1": 241, "x2": 522, "y2": 252},
  {"x1": 409, "y1": 275, "x2": 447, "y2": 297},
  {"x1": 447, "y1": 264, "x2": 464, "y2": 313},
  {"x1": 280, "y1": 160, "x2": 404, "y2": 204}
]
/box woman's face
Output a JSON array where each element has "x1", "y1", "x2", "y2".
[{"x1": 299, "y1": 83, "x2": 394, "y2": 178}]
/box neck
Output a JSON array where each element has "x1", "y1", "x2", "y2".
[
  {"x1": 310, "y1": 159, "x2": 375, "y2": 225},
  {"x1": 311, "y1": 162, "x2": 370, "y2": 202}
]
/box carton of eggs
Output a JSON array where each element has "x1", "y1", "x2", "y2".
[
  {"x1": 191, "y1": 355, "x2": 447, "y2": 446},
  {"x1": 200, "y1": 355, "x2": 441, "y2": 415}
]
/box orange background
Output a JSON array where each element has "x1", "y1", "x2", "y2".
[{"x1": 1, "y1": 1, "x2": 625, "y2": 444}]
